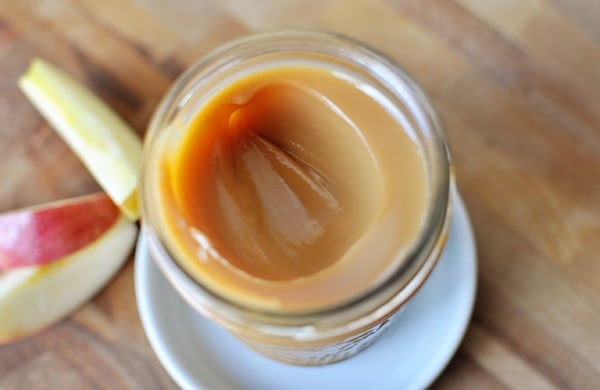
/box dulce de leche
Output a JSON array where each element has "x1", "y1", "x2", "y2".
[{"x1": 156, "y1": 65, "x2": 428, "y2": 312}]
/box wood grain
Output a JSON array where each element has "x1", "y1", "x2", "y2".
[{"x1": 0, "y1": 0, "x2": 599, "y2": 388}]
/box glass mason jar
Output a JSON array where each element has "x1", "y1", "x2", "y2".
[{"x1": 140, "y1": 31, "x2": 452, "y2": 366}]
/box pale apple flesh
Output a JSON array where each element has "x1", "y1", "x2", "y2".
[
  {"x1": 0, "y1": 194, "x2": 138, "y2": 344},
  {"x1": 0, "y1": 193, "x2": 119, "y2": 271},
  {"x1": 18, "y1": 58, "x2": 142, "y2": 221}
]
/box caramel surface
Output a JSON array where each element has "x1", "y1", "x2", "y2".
[{"x1": 156, "y1": 65, "x2": 427, "y2": 311}]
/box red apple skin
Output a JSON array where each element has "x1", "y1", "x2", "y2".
[{"x1": 0, "y1": 193, "x2": 120, "y2": 271}]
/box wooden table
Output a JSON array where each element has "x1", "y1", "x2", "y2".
[{"x1": 1, "y1": 0, "x2": 599, "y2": 388}]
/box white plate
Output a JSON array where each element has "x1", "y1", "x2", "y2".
[{"x1": 135, "y1": 195, "x2": 477, "y2": 390}]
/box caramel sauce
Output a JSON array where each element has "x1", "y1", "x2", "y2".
[{"x1": 157, "y1": 65, "x2": 427, "y2": 311}]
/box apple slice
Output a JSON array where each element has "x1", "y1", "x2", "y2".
[
  {"x1": 0, "y1": 193, "x2": 137, "y2": 344},
  {"x1": 18, "y1": 58, "x2": 142, "y2": 221},
  {"x1": 0, "y1": 193, "x2": 122, "y2": 270}
]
